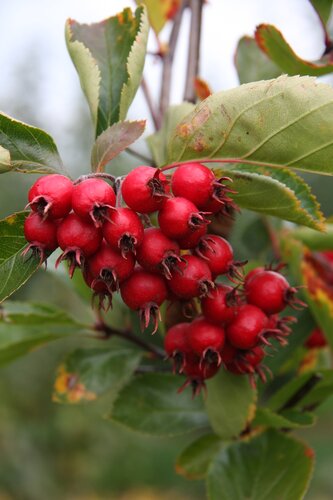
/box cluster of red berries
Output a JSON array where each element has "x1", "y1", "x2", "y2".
[{"x1": 22, "y1": 162, "x2": 304, "y2": 393}]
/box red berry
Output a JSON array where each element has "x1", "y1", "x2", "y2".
[
  {"x1": 28, "y1": 174, "x2": 73, "y2": 220},
  {"x1": 56, "y1": 213, "x2": 102, "y2": 277},
  {"x1": 245, "y1": 270, "x2": 298, "y2": 315},
  {"x1": 87, "y1": 241, "x2": 135, "y2": 292},
  {"x1": 164, "y1": 322, "x2": 190, "y2": 372},
  {"x1": 305, "y1": 327, "x2": 327, "y2": 349},
  {"x1": 244, "y1": 266, "x2": 265, "y2": 286},
  {"x1": 168, "y1": 255, "x2": 214, "y2": 299},
  {"x1": 23, "y1": 212, "x2": 58, "y2": 263},
  {"x1": 201, "y1": 284, "x2": 237, "y2": 325},
  {"x1": 121, "y1": 166, "x2": 170, "y2": 213},
  {"x1": 226, "y1": 304, "x2": 268, "y2": 350},
  {"x1": 103, "y1": 207, "x2": 144, "y2": 257},
  {"x1": 187, "y1": 316, "x2": 225, "y2": 365},
  {"x1": 120, "y1": 268, "x2": 168, "y2": 333},
  {"x1": 158, "y1": 197, "x2": 210, "y2": 240},
  {"x1": 136, "y1": 228, "x2": 182, "y2": 279},
  {"x1": 83, "y1": 267, "x2": 113, "y2": 311},
  {"x1": 177, "y1": 224, "x2": 207, "y2": 250},
  {"x1": 183, "y1": 357, "x2": 219, "y2": 380},
  {"x1": 220, "y1": 342, "x2": 237, "y2": 365},
  {"x1": 72, "y1": 178, "x2": 116, "y2": 226},
  {"x1": 195, "y1": 235, "x2": 234, "y2": 278}
]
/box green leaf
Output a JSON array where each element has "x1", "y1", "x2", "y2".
[
  {"x1": 0, "y1": 301, "x2": 90, "y2": 365},
  {"x1": 235, "y1": 36, "x2": 281, "y2": 84},
  {"x1": 253, "y1": 407, "x2": 315, "y2": 429},
  {"x1": 91, "y1": 120, "x2": 146, "y2": 172},
  {"x1": 255, "y1": 24, "x2": 333, "y2": 76},
  {"x1": 66, "y1": 7, "x2": 149, "y2": 137},
  {"x1": 292, "y1": 224, "x2": 333, "y2": 250},
  {"x1": 147, "y1": 103, "x2": 195, "y2": 167},
  {"x1": 310, "y1": 0, "x2": 333, "y2": 24},
  {"x1": 205, "y1": 370, "x2": 256, "y2": 440},
  {"x1": 268, "y1": 370, "x2": 333, "y2": 411},
  {"x1": 0, "y1": 113, "x2": 63, "y2": 174},
  {"x1": 207, "y1": 429, "x2": 314, "y2": 500},
  {"x1": 136, "y1": 0, "x2": 180, "y2": 34},
  {"x1": 176, "y1": 434, "x2": 222, "y2": 480},
  {"x1": 167, "y1": 75, "x2": 333, "y2": 176},
  {"x1": 53, "y1": 342, "x2": 142, "y2": 404},
  {"x1": 0, "y1": 212, "x2": 40, "y2": 303},
  {"x1": 109, "y1": 373, "x2": 209, "y2": 436},
  {"x1": 215, "y1": 165, "x2": 325, "y2": 230}
]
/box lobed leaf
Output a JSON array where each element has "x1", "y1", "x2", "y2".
[
  {"x1": 255, "y1": 24, "x2": 333, "y2": 76},
  {"x1": 66, "y1": 7, "x2": 149, "y2": 137},
  {"x1": 91, "y1": 120, "x2": 146, "y2": 172},
  {"x1": 0, "y1": 113, "x2": 63, "y2": 174},
  {"x1": 215, "y1": 165, "x2": 325, "y2": 230},
  {"x1": 205, "y1": 370, "x2": 256, "y2": 440},
  {"x1": 235, "y1": 36, "x2": 281, "y2": 84},
  {"x1": 53, "y1": 342, "x2": 142, "y2": 404},
  {"x1": 206, "y1": 429, "x2": 314, "y2": 500},
  {"x1": 0, "y1": 212, "x2": 39, "y2": 303},
  {"x1": 167, "y1": 75, "x2": 333, "y2": 176},
  {"x1": 109, "y1": 373, "x2": 209, "y2": 436},
  {"x1": 176, "y1": 434, "x2": 222, "y2": 480}
]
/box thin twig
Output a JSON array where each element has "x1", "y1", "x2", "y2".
[
  {"x1": 126, "y1": 147, "x2": 155, "y2": 166},
  {"x1": 159, "y1": 0, "x2": 187, "y2": 119},
  {"x1": 94, "y1": 321, "x2": 165, "y2": 360},
  {"x1": 278, "y1": 373, "x2": 323, "y2": 412},
  {"x1": 141, "y1": 77, "x2": 160, "y2": 130},
  {"x1": 183, "y1": 0, "x2": 204, "y2": 103}
]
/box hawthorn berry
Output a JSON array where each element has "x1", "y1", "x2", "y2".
[
  {"x1": 180, "y1": 356, "x2": 220, "y2": 397},
  {"x1": 23, "y1": 212, "x2": 58, "y2": 263},
  {"x1": 56, "y1": 213, "x2": 102, "y2": 277},
  {"x1": 83, "y1": 267, "x2": 113, "y2": 311},
  {"x1": 187, "y1": 316, "x2": 225, "y2": 366},
  {"x1": 168, "y1": 254, "x2": 215, "y2": 300},
  {"x1": 195, "y1": 234, "x2": 239, "y2": 279},
  {"x1": 72, "y1": 178, "x2": 116, "y2": 227},
  {"x1": 164, "y1": 322, "x2": 190, "y2": 372},
  {"x1": 136, "y1": 227, "x2": 183, "y2": 279},
  {"x1": 158, "y1": 197, "x2": 210, "y2": 240},
  {"x1": 28, "y1": 174, "x2": 73, "y2": 220},
  {"x1": 201, "y1": 284, "x2": 238, "y2": 325},
  {"x1": 121, "y1": 166, "x2": 170, "y2": 213},
  {"x1": 103, "y1": 207, "x2": 144, "y2": 257},
  {"x1": 176, "y1": 224, "x2": 207, "y2": 250},
  {"x1": 120, "y1": 268, "x2": 168, "y2": 333},
  {"x1": 226, "y1": 304, "x2": 268, "y2": 350}
]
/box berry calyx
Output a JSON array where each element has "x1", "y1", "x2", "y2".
[
  {"x1": 195, "y1": 234, "x2": 242, "y2": 280},
  {"x1": 187, "y1": 316, "x2": 225, "y2": 367},
  {"x1": 28, "y1": 174, "x2": 73, "y2": 220},
  {"x1": 23, "y1": 212, "x2": 58, "y2": 263},
  {"x1": 245, "y1": 270, "x2": 305, "y2": 314},
  {"x1": 120, "y1": 268, "x2": 168, "y2": 333},
  {"x1": 83, "y1": 267, "x2": 113, "y2": 311},
  {"x1": 72, "y1": 178, "x2": 116, "y2": 227},
  {"x1": 164, "y1": 322, "x2": 190, "y2": 372},
  {"x1": 168, "y1": 254, "x2": 215, "y2": 299},
  {"x1": 103, "y1": 207, "x2": 144, "y2": 257},
  {"x1": 87, "y1": 242, "x2": 135, "y2": 292},
  {"x1": 121, "y1": 166, "x2": 170, "y2": 214},
  {"x1": 176, "y1": 224, "x2": 207, "y2": 250},
  {"x1": 226, "y1": 304, "x2": 268, "y2": 350},
  {"x1": 201, "y1": 284, "x2": 238, "y2": 325},
  {"x1": 136, "y1": 228, "x2": 183, "y2": 279},
  {"x1": 158, "y1": 197, "x2": 211, "y2": 240},
  {"x1": 180, "y1": 356, "x2": 220, "y2": 397},
  {"x1": 56, "y1": 213, "x2": 102, "y2": 277}
]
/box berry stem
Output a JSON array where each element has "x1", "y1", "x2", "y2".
[
  {"x1": 126, "y1": 147, "x2": 156, "y2": 166},
  {"x1": 141, "y1": 77, "x2": 161, "y2": 130},
  {"x1": 74, "y1": 173, "x2": 115, "y2": 185},
  {"x1": 278, "y1": 372, "x2": 323, "y2": 412},
  {"x1": 183, "y1": 0, "x2": 204, "y2": 103},
  {"x1": 94, "y1": 319, "x2": 165, "y2": 359}
]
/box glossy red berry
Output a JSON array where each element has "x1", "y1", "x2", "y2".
[
  {"x1": 226, "y1": 304, "x2": 268, "y2": 350},
  {"x1": 187, "y1": 316, "x2": 225, "y2": 366},
  {"x1": 177, "y1": 224, "x2": 207, "y2": 250},
  {"x1": 245, "y1": 270, "x2": 302, "y2": 314},
  {"x1": 136, "y1": 228, "x2": 183, "y2": 279},
  {"x1": 195, "y1": 235, "x2": 234, "y2": 278},
  {"x1": 23, "y1": 212, "x2": 58, "y2": 263},
  {"x1": 244, "y1": 266, "x2": 265, "y2": 286},
  {"x1": 72, "y1": 178, "x2": 116, "y2": 227},
  {"x1": 164, "y1": 322, "x2": 190, "y2": 372},
  {"x1": 120, "y1": 268, "x2": 168, "y2": 333},
  {"x1": 121, "y1": 166, "x2": 170, "y2": 213},
  {"x1": 28, "y1": 174, "x2": 73, "y2": 220},
  {"x1": 201, "y1": 284, "x2": 237, "y2": 325},
  {"x1": 56, "y1": 213, "x2": 102, "y2": 277},
  {"x1": 158, "y1": 197, "x2": 210, "y2": 240},
  {"x1": 305, "y1": 327, "x2": 327, "y2": 349},
  {"x1": 168, "y1": 255, "x2": 214, "y2": 299},
  {"x1": 87, "y1": 241, "x2": 135, "y2": 292},
  {"x1": 180, "y1": 356, "x2": 220, "y2": 396},
  {"x1": 103, "y1": 207, "x2": 144, "y2": 257},
  {"x1": 83, "y1": 267, "x2": 113, "y2": 311}
]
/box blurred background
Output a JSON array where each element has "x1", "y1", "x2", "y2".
[{"x1": 0, "y1": 0, "x2": 333, "y2": 498}]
